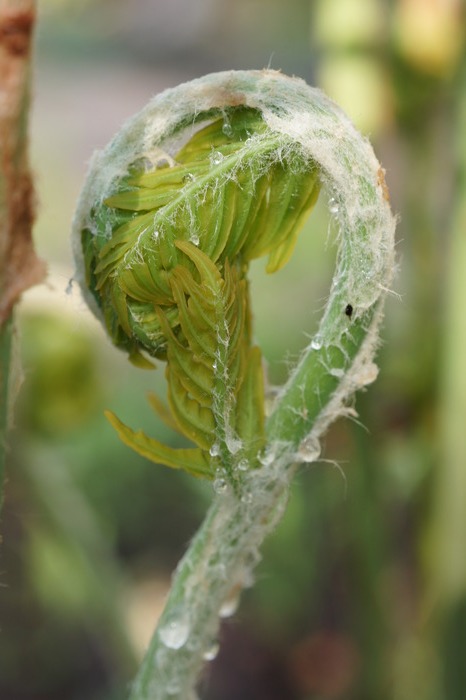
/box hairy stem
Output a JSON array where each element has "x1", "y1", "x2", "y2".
[{"x1": 130, "y1": 458, "x2": 294, "y2": 700}]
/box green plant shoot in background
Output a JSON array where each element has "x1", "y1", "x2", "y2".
[{"x1": 72, "y1": 70, "x2": 396, "y2": 700}]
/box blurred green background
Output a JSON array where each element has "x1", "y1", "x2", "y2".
[{"x1": 1, "y1": 0, "x2": 466, "y2": 698}]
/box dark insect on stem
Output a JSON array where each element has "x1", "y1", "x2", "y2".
[{"x1": 345, "y1": 304, "x2": 353, "y2": 318}]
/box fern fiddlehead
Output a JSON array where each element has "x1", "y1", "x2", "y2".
[
  {"x1": 77, "y1": 103, "x2": 319, "y2": 482},
  {"x1": 72, "y1": 70, "x2": 396, "y2": 700}
]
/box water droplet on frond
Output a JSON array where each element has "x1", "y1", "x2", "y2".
[
  {"x1": 296, "y1": 436, "x2": 321, "y2": 463},
  {"x1": 213, "y1": 477, "x2": 229, "y2": 495},
  {"x1": 203, "y1": 640, "x2": 220, "y2": 661},
  {"x1": 159, "y1": 613, "x2": 191, "y2": 650}
]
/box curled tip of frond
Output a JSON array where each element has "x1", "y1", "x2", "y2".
[
  {"x1": 73, "y1": 70, "x2": 395, "y2": 480},
  {"x1": 75, "y1": 89, "x2": 322, "y2": 476}
]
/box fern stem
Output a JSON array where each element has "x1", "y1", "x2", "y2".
[{"x1": 129, "y1": 460, "x2": 294, "y2": 700}]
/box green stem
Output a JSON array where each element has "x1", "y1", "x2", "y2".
[
  {"x1": 129, "y1": 458, "x2": 294, "y2": 700},
  {"x1": 413, "y1": 61, "x2": 466, "y2": 700},
  {"x1": 0, "y1": 317, "x2": 13, "y2": 510},
  {"x1": 431, "y1": 62, "x2": 466, "y2": 608},
  {"x1": 267, "y1": 306, "x2": 376, "y2": 445}
]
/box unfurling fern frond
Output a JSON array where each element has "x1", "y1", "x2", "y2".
[
  {"x1": 72, "y1": 70, "x2": 396, "y2": 700},
  {"x1": 76, "y1": 100, "x2": 320, "y2": 479}
]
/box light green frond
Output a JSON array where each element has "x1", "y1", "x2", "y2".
[
  {"x1": 164, "y1": 372, "x2": 215, "y2": 451},
  {"x1": 146, "y1": 392, "x2": 184, "y2": 435},
  {"x1": 104, "y1": 186, "x2": 175, "y2": 212},
  {"x1": 79, "y1": 100, "x2": 322, "y2": 478},
  {"x1": 235, "y1": 346, "x2": 266, "y2": 460},
  {"x1": 128, "y1": 351, "x2": 156, "y2": 370},
  {"x1": 105, "y1": 411, "x2": 213, "y2": 479}
]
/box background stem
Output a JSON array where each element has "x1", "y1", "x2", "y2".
[
  {"x1": 0, "y1": 0, "x2": 45, "y2": 509},
  {"x1": 0, "y1": 316, "x2": 12, "y2": 509}
]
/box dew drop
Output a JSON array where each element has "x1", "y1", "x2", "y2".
[
  {"x1": 260, "y1": 449, "x2": 275, "y2": 467},
  {"x1": 329, "y1": 197, "x2": 339, "y2": 214},
  {"x1": 226, "y1": 435, "x2": 242, "y2": 455},
  {"x1": 219, "y1": 590, "x2": 240, "y2": 618},
  {"x1": 183, "y1": 172, "x2": 195, "y2": 183},
  {"x1": 213, "y1": 478, "x2": 229, "y2": 495},
  {"x1": 159, "y1": 615, "x2": 190, "y2": 650},
  {"x1": 210, "y1": 151, "x2": 224, "y2": 166},
  {"x1": 222, "y1": 122, "x2": 234, "y2": 138},
  {"x1": 310, "y1": 335, "x2": 323, "y2": 351},
  {"x1": 237, "y1": 459, "x2": 249, "y2": 472},
  {"x1": 203, "y1": 641, "x2": 220, "y2": 661},
  {"x1": 209, "y1": 442, "x2": 220, "y2": 457},
  {"x1": 297, "y1": 436, "x2": 321, "y2": 463},
  {"x1": 190, "y1": 232, "x2": 200, "y2": 246}
]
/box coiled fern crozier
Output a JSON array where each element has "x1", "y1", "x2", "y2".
[{"x1": 72, "y1": 70, "x2": 395, "y2": 700}]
